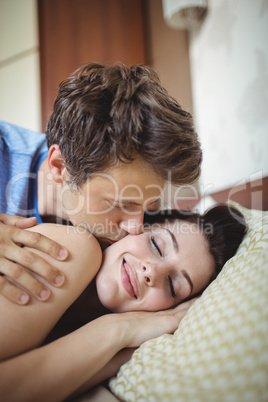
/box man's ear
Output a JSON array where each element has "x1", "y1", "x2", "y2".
[{"x1": 47, "y1": 145, "x2": 66, "y2": 183}]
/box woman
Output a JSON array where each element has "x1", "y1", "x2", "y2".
[{"x1": 0, "y1": 205, "x2": 246, "y2": 401}]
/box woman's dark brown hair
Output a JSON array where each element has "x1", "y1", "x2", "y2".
[
  {"x1": 144, "y1": 204, "x2": 247, "y2": 280},
  {"x1": 46, "y1": 63, "x2": 202, "y2": 187}
]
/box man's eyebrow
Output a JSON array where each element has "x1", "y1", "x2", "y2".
[
  {"x1": 112, "y1": 199, "x2": 142, "y2": 207},
  {"x1": 114, "y1": 198, "x2": 161, "y2": 208},
  {"x1": 164, "y1": 228, "x2": 178, "y2": 253},
  {"x1": 182, "y1": 270, "x2": 193, "y2": 294},
  {"x1": 122, "y1": 201, "x2": 141, "y2": 206}
]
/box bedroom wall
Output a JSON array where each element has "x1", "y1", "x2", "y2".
[
  {"x1": 0, "y1": 0, "x2": 41, "y2": 131},
  {"x1": 144, "y1": 0, "x2": 198, "y2": 206},
  {"x1": 4, "y1": 1, "x2": 264, "y2": 206},
  {"x1": 145, "y1": 0, "x2": 193, "y2": 113},
  {"x1": 188, "y1": 0, "x2": 268, "y2": 195},
  {"x1": 0, "y1": 0, "x2": 193, "y2": 137}
]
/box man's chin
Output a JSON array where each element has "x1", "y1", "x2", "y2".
[{"x1": 97, "y1": 235, "x2": 125, "y2": 249}]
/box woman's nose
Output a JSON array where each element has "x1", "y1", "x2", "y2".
[{"x1": 142, "y1": 262, "x2": 165, "y2": 287}]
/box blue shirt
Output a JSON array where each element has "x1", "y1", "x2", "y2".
[{"x1": 0, "y1": 121, "x2": 48, "y2": 223}]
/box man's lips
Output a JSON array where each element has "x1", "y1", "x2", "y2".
[
  {"x1": 121, "y1": 258, "x2": 139, "y2": 299},
  {"x1": 98, "y1": 237, "x2": 118, "y2": 245}
]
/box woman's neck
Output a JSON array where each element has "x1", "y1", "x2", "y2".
[{"x1": 43, "y1": 281, "x2": 110, "y2": 344}]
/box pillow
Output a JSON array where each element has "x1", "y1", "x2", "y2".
[{"x1": 110, "y1": 203, "x2": 268, "y2": 401}]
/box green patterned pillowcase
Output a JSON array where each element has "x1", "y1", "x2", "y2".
[{"x1": 110, "y1": 203, "x2": 268, "y2": 402}]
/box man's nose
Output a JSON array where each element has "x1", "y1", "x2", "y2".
[{"x1": 118, "y1": 212, "x2": 144, "y2": 235}]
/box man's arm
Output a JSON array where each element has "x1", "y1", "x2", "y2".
[{"x1": 0, "y1": 213, "x2": 68, "y2": 304}]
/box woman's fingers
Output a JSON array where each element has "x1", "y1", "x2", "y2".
[
  {"x1": 121, "y1": 298, "x2": 199, "y2": 348},
  {"x1": 124, "y1": 314, "x2": 179, "y2": 348},
  {"x1": 117, "y1": 308, "x2": 190, "y2": 348},
  {"x1": 172, "y1": 297, "x2": 198, "y2": 314}
]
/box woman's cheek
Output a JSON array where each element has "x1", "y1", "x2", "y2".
[{"x1": 143, "y1": 289, "x2": 172, "y2": 312}]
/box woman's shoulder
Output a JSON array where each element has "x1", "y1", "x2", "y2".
[
  {"x1": 35, "y1": 223, "x2": 100, "y2": 248},
  {"x1": 0, "y1": 224, "x2": 102, "y2": 361},
  {"x1": 28, "y1": 223, "x2": 102, "y2": 278}
]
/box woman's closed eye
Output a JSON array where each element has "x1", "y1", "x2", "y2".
[
  {"x1": 151, "y1": 236, "x2": 176, "y2": 298},
  {"x1": 168, "y1": 276, "x2": 176, "y2": 298},
  {"x1": 151, "y1": 236, "x2": 162, "y2": 256}
]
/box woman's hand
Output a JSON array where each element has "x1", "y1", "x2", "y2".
[
  {"x1": 111, "y1": 298, "x2": 197, "y2": 349},
  {"x1": 0, "y1": 213, "x2": 68, "y2": 304}
]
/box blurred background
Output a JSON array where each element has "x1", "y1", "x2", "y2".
[{"x1": 0, "y1": 0, "x2": 267, "y2": 209}]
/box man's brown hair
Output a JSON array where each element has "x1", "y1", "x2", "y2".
[{"x1": 46, "y1": 63, "x2": 202, "y2": 187}]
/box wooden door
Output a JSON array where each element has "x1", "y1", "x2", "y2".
[{"x1": 38, "y1": 0, "x2": 147, "y2": 130}]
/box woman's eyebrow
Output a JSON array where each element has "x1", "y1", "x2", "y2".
[
  {"x1": 164, "y1": 228, "x2": 178, "y2": 252},
  {"x1": 182, "y1": 270, "x2": 193, "y2": 294}
]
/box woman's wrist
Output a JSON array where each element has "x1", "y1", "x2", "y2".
[{"x1": 100, "y1": 313, "x2": 132, "y2": 350}]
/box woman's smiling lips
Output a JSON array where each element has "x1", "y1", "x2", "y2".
[{"x1": 121, "y1": 258, "x2": 139, "y2": 299}]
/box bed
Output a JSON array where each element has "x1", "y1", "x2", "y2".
[
  {"x1": 74, "y1": 191, "x2": 268, "y2": 401},
  {"x1": 108, "y1": 201, "x2": 268, "y2": 401}
]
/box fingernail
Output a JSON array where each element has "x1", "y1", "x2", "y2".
[
  {"x1": 40, "y1": 288, "x2": 50, "y2": 300},
  {"x1": 54, "y1": 274, "x2": 64, "y2": 286},
  {"x1": 58, "y1": 248, "x2": 68, "y2": 259},
  {"x1": 19, "y1": 293, "x2": 29, "y2": 304}
]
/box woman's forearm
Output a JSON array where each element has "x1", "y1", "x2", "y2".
[
  {"x1": 1, "y1": 298, "x2": 194, "y2": 401},
  {"x1": 69, "y1": 348, "x2": 136, "y2": 399},
  {"x1": 0, "y1": 315, "x2": 125, "y2": 402}
]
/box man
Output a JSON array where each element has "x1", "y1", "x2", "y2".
[{"x1": 0, "y1": 63, "x2": 202, "y2": 305}]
